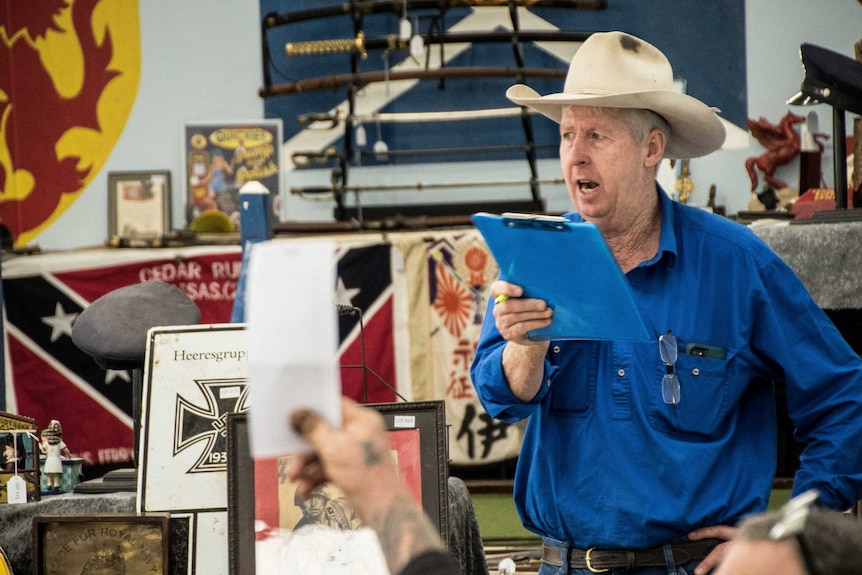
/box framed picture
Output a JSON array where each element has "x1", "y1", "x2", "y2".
[
  {"x1": 107, "y1": 170, "x2": 171, "y2": 239},
  {"x1": 32, "y1": 513, "x2": 170, "y2": 575},
  {"x1": 183, "y1": 120, "x2": 282, "y2": 228},
  {"x1": 369, "y1": 400, "x2": 449, "y2": 545},
  {"x1": 228, "y1": 400, "x2": 448, "y2": 575},
  {"x1": 227, "y1": 412, "x2": 254, "y2": 575},
  {"x1": 0, "y1": 412, "x2": 40, "y2": 503}
]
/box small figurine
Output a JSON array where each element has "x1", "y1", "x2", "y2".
[
  {"x1": 39, "y1": 420, "x2": 71, "y2": 491},
  {"x1": 745, "y1": 111, "x2": 828, "y2": 192}
]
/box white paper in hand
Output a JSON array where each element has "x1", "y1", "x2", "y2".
[{"x1": 246, "y1": 240, "x2": 342, "y2": 458}]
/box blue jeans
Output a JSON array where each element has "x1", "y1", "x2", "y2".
[{"x1": 538, "y1": 538, "x2": 701, "y2": 575}]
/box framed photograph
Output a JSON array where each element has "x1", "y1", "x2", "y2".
[
  {"x1": 183, "y1": 120, "x2": 282, "y2": 228},
  {"x1": 228, "y1": 401, "x2": 448, "y2": 575},
  {"x1": 32, "y1": 513, "x2": 170, "y2": 575},
  {"x1": 107, "y1": 170, "x2": 171, "y2": 239}
]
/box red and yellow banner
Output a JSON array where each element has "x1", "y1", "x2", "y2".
[{"x1": 0, "y1": 0, "x2": 141, "y2": 246}]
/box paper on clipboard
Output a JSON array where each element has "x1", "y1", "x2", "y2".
[{"x1": 472, "y1": 212, "x2": 652, "y2": 342}]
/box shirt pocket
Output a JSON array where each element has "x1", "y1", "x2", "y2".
[
  {"x1": 547, "y1": 341, "x2": 596, "y2": 417},
  {"x1": 647, "y1": 347, "x2": 731, "y2": 440}
]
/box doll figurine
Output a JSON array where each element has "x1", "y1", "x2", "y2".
[{"x1": 40, "y1": 420, "x2": 71, "y2": 491}]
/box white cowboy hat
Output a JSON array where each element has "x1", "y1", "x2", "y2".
[{"x1": 506, "y1": 31, "x2": 726, "y2": 159}]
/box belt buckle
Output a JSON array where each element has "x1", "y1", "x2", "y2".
[{"x1": 585, "y1": 547, "x2": 610, "y2": 573}]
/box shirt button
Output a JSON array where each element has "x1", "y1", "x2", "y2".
[
  {"x1": 617, "y1": 368, "x2": 626, "y2": 377},
  {"x1": 692, "y1": 368, "x2": 700, "y2": 376},
  {"x1": 553, "y1": 346, "x2": 561, "y2": 353}
]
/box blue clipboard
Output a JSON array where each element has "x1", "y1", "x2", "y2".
[{"x1": 472, "y1": 212, "x2": 652, "y2": 342}]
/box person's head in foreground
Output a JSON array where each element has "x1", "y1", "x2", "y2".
[
  {"x1": 715, "y1": 490, "x2": 862, "y2": 575},
  {"x1": 507, "y1": 30, "x2": 725, "y2": 238}
]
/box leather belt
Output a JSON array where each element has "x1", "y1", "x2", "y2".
[{"x1": 541, "y1": 539, "x2": 721, "y2": 572}]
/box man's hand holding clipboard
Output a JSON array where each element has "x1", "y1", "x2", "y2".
[
  {"x1": 489, "y1": 278, "x2": 555, "y2": 347},
  {"x1": 472, "y1": 212, "x2": 652, "y2": 342}
]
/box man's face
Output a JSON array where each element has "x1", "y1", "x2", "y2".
[
  {"x1": 714, "y1": 539, "x2": 806, "y2": 575},
  {"x1": 304, "y1": 494, "x2": 327, "y2": 519},
  {"x1": 558, "y1": 106, "x2": 661, "y2": 235}
]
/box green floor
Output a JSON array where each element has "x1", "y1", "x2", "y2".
[{"x1": 471, "y1": 489, "x2": 795, "y2": 543}]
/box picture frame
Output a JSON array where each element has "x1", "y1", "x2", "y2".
[
  {"x1": 0, "y1": 412, "x2": 40, "y2": 503},
  {"x1": 227, "y1": 400, "x2": 448, "y2": 575},
  {"x1": 370, "y1": 400, "x2": 449, "y2": 546},
  {"x1": 107, "y1": 170, "x2": 171, "y2": 240},
  {"x1": 32, "y1": 513, "x2": 170, "y2": 575},
  {"x1": 182, "y1": 120, "x2": 282, "y2": 228},
  {"x1": 227, "y1": 412, "x2": 254, "y2": 575}
]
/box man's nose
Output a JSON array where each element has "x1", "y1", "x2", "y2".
[{"x1": 561, "y1": 140, "x2": 588, "y2": 165}]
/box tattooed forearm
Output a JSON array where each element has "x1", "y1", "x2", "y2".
[
  {"x1": 361, "y1": 440, "x2": 383, "y2": 467},
  {"x1": 370, "y1": 494, "x2": 445, "y2": 575}
]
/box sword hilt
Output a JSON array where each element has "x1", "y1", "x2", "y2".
[{"x1": 286, "y1": 31, "x2": 368, "y2": 58}]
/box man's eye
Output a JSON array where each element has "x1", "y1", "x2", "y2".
[
  {"x1": 589, "y1": 131, "x2": 603, "y2": 140},
  {"x1": 561, "y1": 132, "x2": 574, "y2": 141}
]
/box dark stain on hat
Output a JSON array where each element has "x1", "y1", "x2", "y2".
[{"x1": 620, "y1": 34, "x2": 640, "y2": 53}]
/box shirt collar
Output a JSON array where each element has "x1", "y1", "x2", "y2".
[
  {"x1": 652, "y1": 184, "x2": 678, "y2": 269},
  {"x1": 563, "y1": 183, "x2": 679, "y2": 269}
]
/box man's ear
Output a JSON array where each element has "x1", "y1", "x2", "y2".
[{"x1": 645, "y1": 129, "x2": 667, "y2": 169}]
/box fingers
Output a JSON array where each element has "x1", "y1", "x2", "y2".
[
  {"x1": 491, "y1": 281, "x2": 553, "y2": 342},
  {"x1": 688, "y1": 525, "x2": 737, "y2": 541},
  {"x1": 693, "y1": 541, "x2": 732, "y2": 575},
  {"x1": 289, "y1": 403, "x2": 340, "y2": 495},
  {"x1": 288, "y1": 406, "x2": 337, "y2": 498},
  {"x1": 339, "y1": 396, "x2": 364, "y2": 424},
  {"x1": 491, "y1": 280, "x2": 523, "y2": 301},
  {"x1": 290, "y1": 408, "x2": 326, "y2": 443},
  {"x1": 688, "y1": 526, "x2": 736, "y2": 575},
  {"x1": 291, "y1": 397, "x2": 355, "y2": 449},
  {"x1": 494, "y1": 299, "x2": 553, "y2": 344},
  {"x1": 288, "y1": 454, "x2": 328, "y2": 497}
]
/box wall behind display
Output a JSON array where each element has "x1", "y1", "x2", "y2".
[
  {"x1": 17, "y1": 0, "x2": 264, "y2": 252},
  {"x1": 262, "y1": 0, "x2": 747, "y2": 219},
  {"x1": 10, "y1": 0, "x2": 862, "y2": 251}
]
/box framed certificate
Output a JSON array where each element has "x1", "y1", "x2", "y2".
[{"x1": 107, "y1": 170, "x2": 171, "y2": 240}]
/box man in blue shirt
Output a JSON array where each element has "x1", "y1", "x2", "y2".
[{"x1": 471, "y1": 31, "x2": 862, "y2": 574}]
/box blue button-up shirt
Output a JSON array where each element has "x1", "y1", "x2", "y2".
[{"x1": 470, "y1": 188, "x2": 862, "y2": 549}]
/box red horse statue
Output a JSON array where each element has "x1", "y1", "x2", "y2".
[{"x1": 745, "y1": 112, "x2": 828, "y2": 191}]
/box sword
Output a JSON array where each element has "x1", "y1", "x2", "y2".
[
  {"x1": 291, "y1": 147, "x2": 346, "y2": 167},
  {"x1": 261, "y1": 66, "x2": 566, "y2": 97},
  {"x1": 297, "y1": 107, "x2": 536, "y2": 130},
  {"x1": 284, "y1": 30, "x2": 592, "y2": 58},
  {"x1": 291, "y1": 177, "x2": 564, "y2": 195},
  {"x1": 264, "y1": 0, "x2": 606, "y2": 27},
  {"x1": 290, "y1": 142, "x2": 558, "y2": 166}
]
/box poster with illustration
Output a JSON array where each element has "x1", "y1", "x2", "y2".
[{"x1": 184, "y1": 121, "x2": 282, "y2": 229}]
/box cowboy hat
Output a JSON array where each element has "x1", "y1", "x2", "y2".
[{"x1": 506, "y1": 31, "x2": 726, "y2": 159}]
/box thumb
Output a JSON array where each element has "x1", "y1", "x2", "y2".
[{"x1": 290, "y1": 408, "x2": 330, "y2": 447}]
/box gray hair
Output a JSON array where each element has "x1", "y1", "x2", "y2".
[{"x1": 616, "y1": 108, "x2": 670, "y2": 144}]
